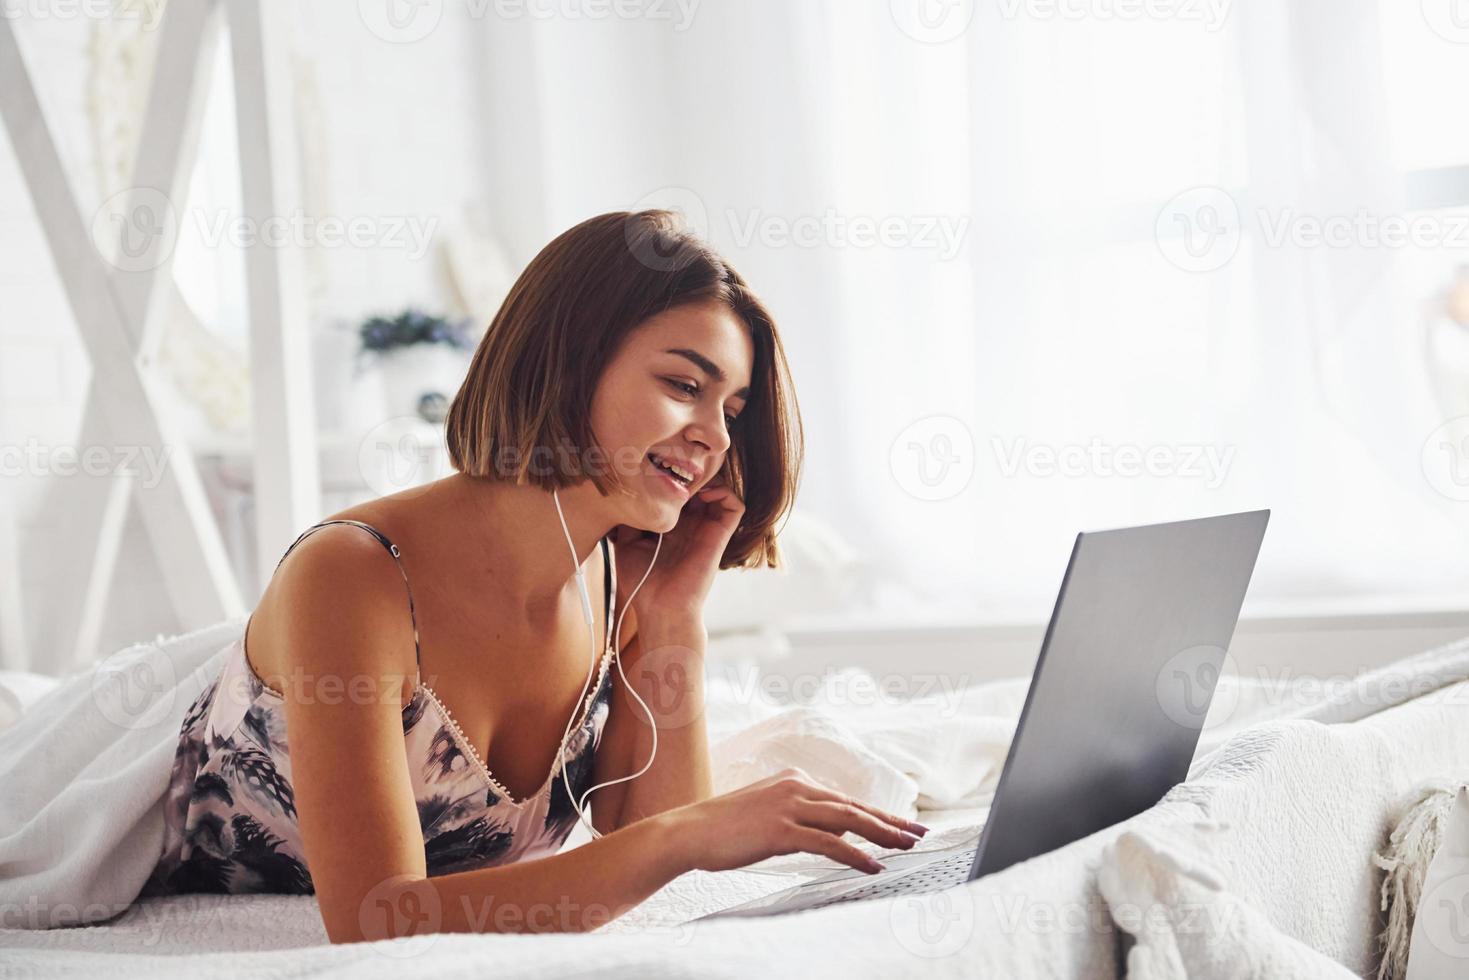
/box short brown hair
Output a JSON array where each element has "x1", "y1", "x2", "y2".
[{"x1": 445, "y1": 209, "x2": 804, "y2": 570}]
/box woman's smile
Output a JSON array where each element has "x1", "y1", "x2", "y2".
[{"x1": 648, "y1": 453, "x2": 693, "y2": 498}]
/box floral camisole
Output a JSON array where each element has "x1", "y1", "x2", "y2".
[{"x1": 141, "y1": 519, "x2": 617, "y2": 896}]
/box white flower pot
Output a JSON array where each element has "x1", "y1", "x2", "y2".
[{"x1": 374, "y1": 344, "x2": 472, "y2": 422}]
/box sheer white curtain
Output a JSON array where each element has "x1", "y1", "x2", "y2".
[{"x1": 473, "y1": 0, "x2": 1469, "y2": 617}]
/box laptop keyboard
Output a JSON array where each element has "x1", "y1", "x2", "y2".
[{"x1": 806, "y1": 846, "x2": 977, "y2": 909}]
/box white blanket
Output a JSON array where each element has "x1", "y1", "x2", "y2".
[
  {"x1": 2, "y1": 621, "x2": 1468, "y2": 974},
  {"x1": 701, "y1": 631, "x2": 1469, "y2": 826},
  {"x1": 3, "y1": 683, "x2": 1467, "y2": 977},
  {"x1": 0, "y1": 618, "x2": 246, "y2": 930}
]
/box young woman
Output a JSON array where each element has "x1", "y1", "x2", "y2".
[{"x1": 139, "y1": 210, "x2": 928, "y2": 941}]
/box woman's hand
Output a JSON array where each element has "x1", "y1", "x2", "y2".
[
  {"x1": 658, "y1": 767, "x2": 930, "y2": 875},
  {"x1": 612, "y1": 473, "x2": 744, "y2": 620}
]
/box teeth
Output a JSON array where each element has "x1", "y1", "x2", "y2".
[{"x1": 651, "y1": 454, "x2": 693, "y2": 484}]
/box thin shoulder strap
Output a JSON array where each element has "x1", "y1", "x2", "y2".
[
  {"x1": 276, "y1": 519, "x2": 423, "y2": 686},
  {"x1": 601, "y1": 535, "x2": 613, "y2": 649}
]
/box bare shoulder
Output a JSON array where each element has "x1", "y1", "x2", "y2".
[
  {"x1": 252, "y1": 519, "x2": 431, "y2": 941},
  {"x1": 248, "y1": 521, "x2": 419, "y2": 707}
]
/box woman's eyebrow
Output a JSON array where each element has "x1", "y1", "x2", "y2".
[{"x1": 663, "y1": 348, "x2": 751, "y2": 399}]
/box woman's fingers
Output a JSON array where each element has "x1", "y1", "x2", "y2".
[
  {"x1": 795, "y1": 799, "x2": 922, "y2": 852},
  {"x1": 790, "y1": 827, "x2": 887, "y2": 875},
  {"x1": 776, "y1": 771, "x2": 929, "y2": 837}
]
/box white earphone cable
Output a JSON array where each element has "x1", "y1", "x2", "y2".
[
  {"x1": 550, "y1": 487, "x2": 661, "y2": 844},
  {"x1": 549, "y1": 487, "x2": 928, "y2": 878}
]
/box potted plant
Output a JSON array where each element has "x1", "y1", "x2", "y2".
[{"x1": 356, "y1": 308, "x2": 478, "y2": 423}]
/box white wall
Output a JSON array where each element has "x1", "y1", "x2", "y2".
[
  {"x1": 776, "y1": 610, "x2": 1469, "y2": 690},
  {"x1": 4, "y1": 6, "x2": 1466, "y2": 681},
  {"x1": 0, "y1": 8, "x2": 493, "y2": 668}
]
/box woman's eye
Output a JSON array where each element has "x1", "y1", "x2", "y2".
[{"x1": 666, "y1": 378, "x2": 738, "y2": 430}]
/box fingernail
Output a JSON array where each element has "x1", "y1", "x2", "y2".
[
  {"x1": 901, "y1": 830, "x2": 921, "y2": 842},
  {"x1": 911, "y1": 822, "x2": 931, "y2": 836},
  {"x1": 866, "y1": 858, "x2": 886, "y2": 874}
]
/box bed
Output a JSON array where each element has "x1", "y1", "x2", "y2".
[{"x1": 2, "y1": 615, "x2": 1467, "y2": 978}]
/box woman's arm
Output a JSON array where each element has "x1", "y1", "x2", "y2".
[
  {"x1": 383, "y1": 809, "x2": 688, "y2": 936},
  {"x1": 385, "y1": 766, "x2": 928, "y2": 939},
  {"x1": 590, "y1": 605, "x2": 714, "y2": 833}
]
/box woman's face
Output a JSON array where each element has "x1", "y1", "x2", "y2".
[{"x1": 590, "y1": 301, "x2": 754, "y2": 531}]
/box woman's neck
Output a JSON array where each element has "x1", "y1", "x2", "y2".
[{"x1": 434, "y1": 473, "x2": 613, "y2": 612}]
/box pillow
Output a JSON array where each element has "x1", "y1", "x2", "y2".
[
  {"x1": 1098, "y1": 823, "x2": 1358, "y2": 979},
  {"x1": 1373, "y1": 779, "x2": 1467, "y2": 980},
  {"x1": 702, "y1": 508, "x2": 864, "y2": 636},
  {"x1": 1405, "y1": 786, "x2": 1469, "y2": 980}
]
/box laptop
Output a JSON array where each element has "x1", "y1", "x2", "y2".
[{"x1": 696, "y1": 508, "x2": 1270, "y2": 919}]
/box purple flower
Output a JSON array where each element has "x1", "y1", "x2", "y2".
[{"x1": 358, "y1": 309, "x2": 476, "y2": 355}]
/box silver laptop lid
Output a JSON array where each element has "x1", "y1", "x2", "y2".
[{"x1": 970, "y1": 509, "x2": 1270, "y2": 879}]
